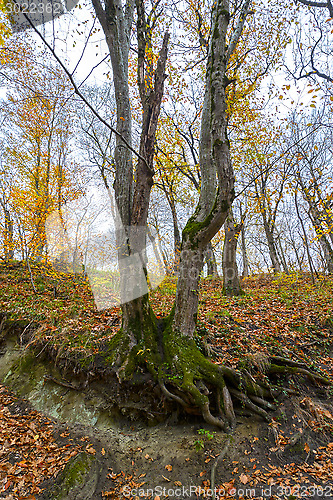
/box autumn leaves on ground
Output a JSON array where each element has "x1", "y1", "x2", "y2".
[{"x1": 0, "y1": 261, "x2": 333, "y2": 499}]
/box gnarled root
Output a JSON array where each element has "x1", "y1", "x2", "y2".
[
  {"x1": 155, "y1": 330, "x2": 332, "y2": 430},
  {"x1": 104, "y1": 312, "x2": 332, "y2": 431}
]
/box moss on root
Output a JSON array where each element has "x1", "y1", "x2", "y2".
[{"x1": 99, "y1": 305, "x2": 332, "y2": 431}]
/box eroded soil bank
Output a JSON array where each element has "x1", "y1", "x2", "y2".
[{"x1": 1, "y1": 327, "x2": 333, "y2": 500}]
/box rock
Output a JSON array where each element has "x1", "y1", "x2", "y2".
[{"x1": 40, "y1": 452, "x2": 101, "y2": 500}]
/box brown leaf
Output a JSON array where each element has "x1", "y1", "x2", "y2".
[{"x1": 239, "y1": 473, "x2": 249, "y2": 484}]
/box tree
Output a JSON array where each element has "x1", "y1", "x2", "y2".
[
  {"x1": 290, "y1": 0, "x2": 333, "y2": 85},
  {"x1": 0, "y1": 159, "x2": 15, "y2": 260},
  {"x1": 1, "y1": 43, "x2": 83, "y2": 261},
  {"x1": 288, "y1": 110, "x2": 333, "y2": 273},
  {"x1": 9, "y1": 0, "x2": 329, "y2": 430},
  {"x1": 84, "y1": 0, "x2": 273, "y2": 430},
  {"x1": 222, "y1": 207, "x2": 243, "y2": 295}
]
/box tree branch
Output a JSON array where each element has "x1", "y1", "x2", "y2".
[
  {"x1": 226, "y1": 0, "x2": 251, "y2": 64},
  {"x1": 297, "y1": 0, "x2": 333, "y2": 17}
]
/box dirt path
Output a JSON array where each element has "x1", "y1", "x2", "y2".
[{"x1": 1, "y1": 382, "x2": 333, "y2": 499}]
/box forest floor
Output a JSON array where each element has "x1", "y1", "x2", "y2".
[{"x1": 0, "y1": 262, "x2": 333, "y2": 499}]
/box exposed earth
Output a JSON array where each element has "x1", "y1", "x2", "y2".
[
  {"x1": 0, "y1": 265, "x2": 333, "y2": 499},
  {"x1": 0, "y1": 333, "x2": 333, "y2": 500}
]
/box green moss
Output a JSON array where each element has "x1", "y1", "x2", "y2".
[
  {"x1": 103, "y1": 296, "x2": 161, "y2": 381},
  {"x1": 182, "y1": 196, "x2": 219, "y2": 249},
  {"x1": 161, "y1": 322, "x2": 226, "y2": 409},
  {"x1": 222, "y1": 284, "x2": 245, "y2": 297},
  {"x1": 51, "y1": 452, "x2": 95, "y2": 500},
  {"x1": 15, "y1": 352, "x2": 36, "y2": 373},
  {"x1": 213, "y1": 138, "x2": 230, "y2": 150}
]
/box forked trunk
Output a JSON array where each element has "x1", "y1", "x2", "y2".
[{"x1": 173, "y1": 0, "x2": 235, "y2": 337}]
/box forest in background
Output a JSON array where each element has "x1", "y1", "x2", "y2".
[
  {"x1": 0, "y1": 0, "x2": 332, "y2": 498},
  {"x1": 0, "y1": 0, "x2": 332, "y2": 292}
]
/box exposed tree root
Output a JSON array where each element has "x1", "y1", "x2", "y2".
[
  {"x1": 268, "y1": 363, "x2": 331, "y2": 385},
  {"x1": 100, "y1": 306, "x2": 332, "y2": 431},
  {"x1": 210, "y1": 435, "x2": 232, "y2": 498},
  {"x1": 44, "y1": 375, "x2": 88, "y2": 391},
  {"x1": 229, "y1": 388, "x2": 270, "y2": 421}
]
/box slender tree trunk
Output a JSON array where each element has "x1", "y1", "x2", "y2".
[
  {"x1": 164, "y1": 190, "x2": 181, "y2": 274},
  {"x1": 92, "y1": 0, "x2": 169, "y2": 334},
  {"x1": 240, "y1": 223, "x2": 249, "y2": 278},
  {"x1": 3, "y1": 208, "x2": 14, "y2": 261},
  {"x1": 297, "y1": 176, "x2": 333, "y2": 273},
  {"x1": 308, "y1": 208, "x2": 333, "y2": 273},
  {"x1": 205, "y1": 241, "x2": 219, "y2": 278},
  {"x1": 222, "y1": 208, "x2": 242, "y2": 295},
  {"x1": 295, "y1": 192, "x2": 316, "y2": 283},
  {"x1": 276, "y1": 236, "x2": 290, "y2": 274},
  {"x1": 262, "y1": 217, "x2": 281, "y2": 273}
]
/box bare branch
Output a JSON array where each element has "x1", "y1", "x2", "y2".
[{"x1": 296, "y1": 0, "x2": 333, "y2": 17}]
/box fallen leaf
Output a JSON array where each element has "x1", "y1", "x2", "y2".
[{"x1": 239, "y1": 473, "x2": 249, "y2": 484}]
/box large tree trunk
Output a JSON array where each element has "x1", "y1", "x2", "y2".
[
  {"x1": 317, "y1": 234, "x2": 333, "y2": 273},
  {"x1": 173, "y1": 0, "x2": 236, "y2": 338},
  {"x1": 222, "y1": 208, "x2": 243, "y2": 295}
]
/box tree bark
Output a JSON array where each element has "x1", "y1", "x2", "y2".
[
  {"x1": 3, "y1": 208, "x2": 14, "y2": 261},
  {"x1": 163, "y1": 185, "x2": 181, "y2": 274},
  {"x1": 262, "y1": 217, "x2": 282, "y2": 273},
  {"x1": 92, "y1": 0, "x2": 169, "y2": 333},
  {"x1": 222, "y1": 208, "x2": 243, "y2": 295},
  {"x1": 240, "y1": 222, "x2": 249, "y2": 278},
  {"x1": 173, "y1": 0, "x2": 235, "y2": 337},
  {"x1": 205, "y1": 241, "x2": 219, "y2": 278}
]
